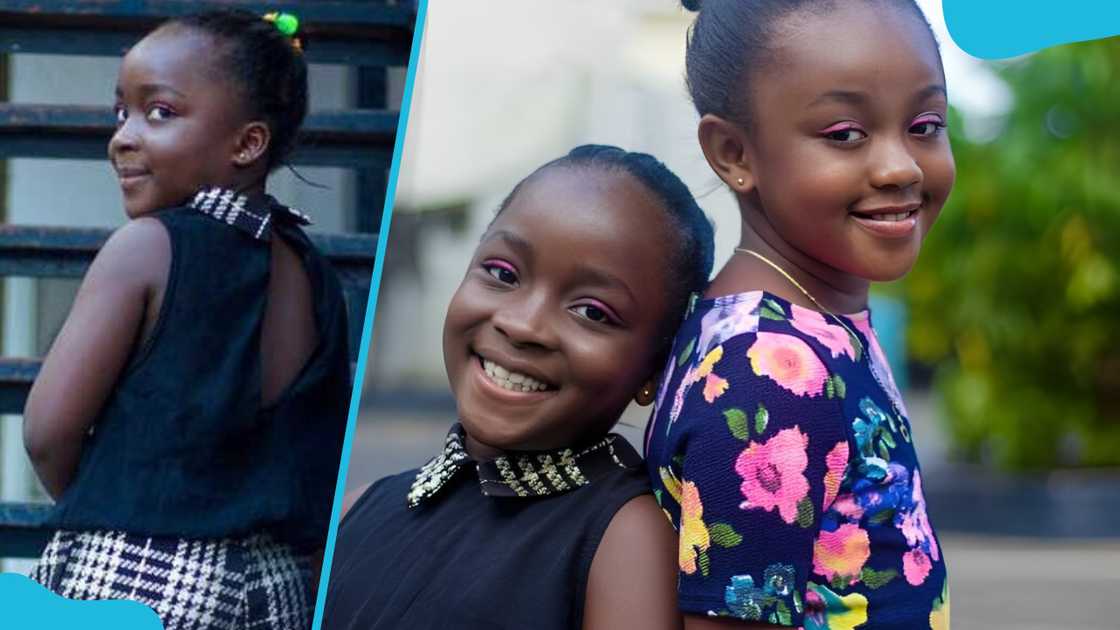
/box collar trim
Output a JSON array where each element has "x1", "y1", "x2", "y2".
[
  {"x1": 406, "y1": 424, "x2": 641, "y2": 508},
  {"x1": 187, "y1": 186, "x2": 311, "y2": 240}
]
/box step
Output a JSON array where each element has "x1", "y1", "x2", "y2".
[
  {"x1": 0, "y1": 0, "x2": 414, "y2": 66},
  {"x1": 0, "y1": 501, "x2": 51, "y2": 559},
  {"x1": 0, "y1": 223, "x2": 374, "y2": 289},
  {"x1": 0, "y1": 224, "x2": 375, "y2": 359},
  {"x1": 0, "y1": 104, "x2": 397, "y2": 168}
]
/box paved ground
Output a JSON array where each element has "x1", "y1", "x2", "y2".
[{"x1": 344, "y1": 406, "x2": 1120, "y2": 629}]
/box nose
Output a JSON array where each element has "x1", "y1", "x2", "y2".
[
  {"x1": 868, "y1": 136, "x2": 922, "y2": 190},
  {"x1": 491, "y1": 291, "x2": 558, "y2": 350},
  {"x1": 107, "y1": 117, "x2": 139, "y2": 160}
]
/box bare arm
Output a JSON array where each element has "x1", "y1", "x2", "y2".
[
  {"x1": 23, "y1": 218, "x2": 169, "y2": 499},
  {"x1": 583, "y1": 494, "x2": 682, "y2": 630}
]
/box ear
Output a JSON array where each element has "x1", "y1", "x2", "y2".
[
  {"x1": 697, "y1": 113, "x2": 756, "y2": 195},
  {"x1": 634, "y1": 376, "x2": 658, "y2": 407},
  {"x1": 232, "y1": 121, "x2": 271, "y2": 168}
]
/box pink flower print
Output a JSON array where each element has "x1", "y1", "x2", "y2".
[
  {"x1": 790, "y1": 304, "x2": 856, "y2": 361},
  {"x1": 831, "y1": 494, "x2": 865, "y2": 521},
  {"x1": 735, "y1": 426, "x2": 810, "y2": 524},
  {"x1": 897, "y1": 471, "x2": 940, "y2": 562},
  {"x1": 703, "y1": 373, "x2": 729, "y2": 402},
  {"x1": 693, "y1": 346, "x2": 730, "y2": 403},
  {"x1": 852, "y1": 317, "x2": 909, "y2": 417},
  {"x1": 813, "y1": 524, "x2": 871, "y2": 584},
  {"x1": 668, "y1": 365, "x2": 694, "y2": 425},
  {"x1": 822, "y1": 441, "x2": 849, "y2": 510},
  {"x1": 747, "y1": 332, "x2": 829, "y2": 398},
  {"x1": 903, "y1": 548, "x2": 932, "y2": 585},
  {"x1": 698, "y1": 292, "x2": 763, "y2": 359}
]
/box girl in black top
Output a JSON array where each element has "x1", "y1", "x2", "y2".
[
  {"x1": 324, "y1": 145, "x2": 715, "y2": 630},
  {"x1": 23, "y1": 10, "x2": 349, "y2": 629}
]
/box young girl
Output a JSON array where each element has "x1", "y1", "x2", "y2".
[
  {"x1": 323, "y1": 145, "x2": 714, "y2": 630},
  {"x1": 646, "y1": 1, "x2": 954, "y2": 628},
  {"x1": 22, "y1": 10, "x2": 350, "y2": 629}
]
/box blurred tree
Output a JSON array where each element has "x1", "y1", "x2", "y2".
[{"x1": 906, "y1": 37, "x2": 1120, "y2": 469}]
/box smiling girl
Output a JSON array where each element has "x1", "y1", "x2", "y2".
[
  {"x1": 23, "y1": 10, "x2": 350, "y2": 629},
  {"x1": 324, "y1": 145, "x2": 714, "y2": 630},
  {"x1": 645, "y1": 1, "x2": 954, "y2": 629}
]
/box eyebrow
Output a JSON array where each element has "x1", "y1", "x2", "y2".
[
  {"x1": 114, "y1": 83, "x2": 187, "y2": 99},
  {"x1": 481, "y1": 228, "x2": 638, "y2": 306},
  {"x1": 481, "y1": 229, "x2": 533, "y2": 258},
  {"x1": 808, "y1": 84, "x2": 947, "y2": 108},
  {"x1": 569, "y1": 265, "x2": 637, "y2": 309}
]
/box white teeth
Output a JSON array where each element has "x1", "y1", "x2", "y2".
[
  {"x1": 481, "y1": 358, "x2": 549, "y2": 392},
  {"x1": 881, "y1": 210, "x2": 915, "y2": 222}
]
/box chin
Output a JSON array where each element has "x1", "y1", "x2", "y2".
[
  {"x1": 458, "y1": 411, "x2": 531, "y2": 451},
  {"x1": 849, "y1": 245, "x2": 922, "y2": 283}
]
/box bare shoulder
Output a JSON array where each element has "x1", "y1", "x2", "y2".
[
  {"x1": 583, "y1": 493, "x2": 681, "y2": 630},
  {"x1": 340, "y1": 482, "x2": 374, "y2": 521},
  {"x1": 91, "y1": 217, "x2": 171, "y2": 284},
  {"x1": 604, "y1": 493, "x2": 676, "y2": 550}
]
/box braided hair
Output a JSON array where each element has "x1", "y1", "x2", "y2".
[{"x1": 160, "y1": 9, "x2": 308, "y2": 172}]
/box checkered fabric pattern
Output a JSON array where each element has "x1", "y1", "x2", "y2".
[{"x1": 30, "y1": 530, "x2": 313, "y2": 630}]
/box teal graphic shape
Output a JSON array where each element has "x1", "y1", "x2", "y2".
[
  {"x1": 943, "y1": 1, "x2": 1120, "y2": 59},
  {"x1": 0, "y1": 573, "x2": 163, "y2": 629}
]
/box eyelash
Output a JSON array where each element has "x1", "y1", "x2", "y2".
[
  {"x1": 113, "y1": 103, "x2": 177, "y2": 125},
  {"x1": 570, "y1": 302, "x2": 620, "y2": 326},
  {"x1": 479, "y1": 259, "x2": 621, "y2": 326},
  {"x1": 909, "y1": 116, "x2": 947, "y2": 137},
  {"x1": 820, "y1": 115, "x2": 947, "y2": 144},
  {"x1": 821, "y1": 124, "x2": 867, "y2": 144},
  {"x1": 482, "y1": 260, "x2": 518, "y2": 286}
]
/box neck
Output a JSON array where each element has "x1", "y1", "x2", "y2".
[
  {"x1": 707, "y1": 211, "x2": 870, "y2": 315},
  {"x1": 463, "y1": 433, "x2": 505, "y2": 462}
]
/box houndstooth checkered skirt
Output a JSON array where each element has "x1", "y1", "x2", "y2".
[{"x1": 30, "y1": 529, "x2": 313, "y2": 630}]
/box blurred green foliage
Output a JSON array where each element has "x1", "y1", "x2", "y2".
[{"x1": 905, "y1": 37, "x2": 1120, "y2": 470}]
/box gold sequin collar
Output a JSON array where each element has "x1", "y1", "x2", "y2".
[{"x1": 406, "y1": 423, "x2": 642, "y2": 508}]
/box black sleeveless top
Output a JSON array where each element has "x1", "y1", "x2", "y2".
[
  {"x1": 323, "y1": 424, "x2": 652, "y2": 630},
  {"x1": 47, "y1": 188, "x2": 351, "y2": 551}
]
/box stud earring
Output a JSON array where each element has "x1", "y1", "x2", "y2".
[{"x1": 736, "y1": 177, "x2": 745, "y2": 186}]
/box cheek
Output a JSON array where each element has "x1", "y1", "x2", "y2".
[
  {"x1": 564, "y1": 332, "x2": 654, "y2": 399},
  {"x1": 923, "y1": 145, "x2": 956, "y2": 204},
  {"x1": 764, "y1": 143, "x2": 860, "y2": 214}
]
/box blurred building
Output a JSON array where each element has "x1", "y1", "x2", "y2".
[{"x1": 362, "y1": 0, "x2": 1007, "y2": 401}]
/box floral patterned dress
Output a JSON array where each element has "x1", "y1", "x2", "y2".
[{"x1": 645, "y1": 291, "x2": 949, "y2": 630}]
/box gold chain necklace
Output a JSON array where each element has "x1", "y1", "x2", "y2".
[{"x1": 734, "y1": 247, "x2": 864, "y2": 353}]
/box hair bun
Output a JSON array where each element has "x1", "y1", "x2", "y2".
[{"x1": 682, "y1": 0, "x2": 702, "y2": 12}]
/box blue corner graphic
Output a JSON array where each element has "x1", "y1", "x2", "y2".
[
  {"x1": 0, "y1": 573, "x2": 163, "y2": 629},
  {"x1": 944, "y1": 1, "x2": 1120, "y2": 59}
]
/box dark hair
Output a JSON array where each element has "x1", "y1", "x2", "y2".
[
  {"x1": 496, "y1": 144, "x2": 715, "y2": 334},
  {"x1": 160, "y1": 9, "x2": 308, "y2": 172},
  {"x1": 682, "y1": 0, "x2": 940, "y2": 129}
]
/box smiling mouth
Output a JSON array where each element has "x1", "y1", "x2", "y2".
[
  {"x1": 477, "y1": 355, "x2": 554, "y2": 393},
  {"x1": 115, "y1": 167, "x2": 150, "y2": 186},
  {"x1": 850, "y1": 208, "x2": 919, "y2": 222}
]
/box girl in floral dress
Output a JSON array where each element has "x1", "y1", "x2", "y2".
[{"x1": 645, "y1": 1, "x2": 954, "y2": 629}]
